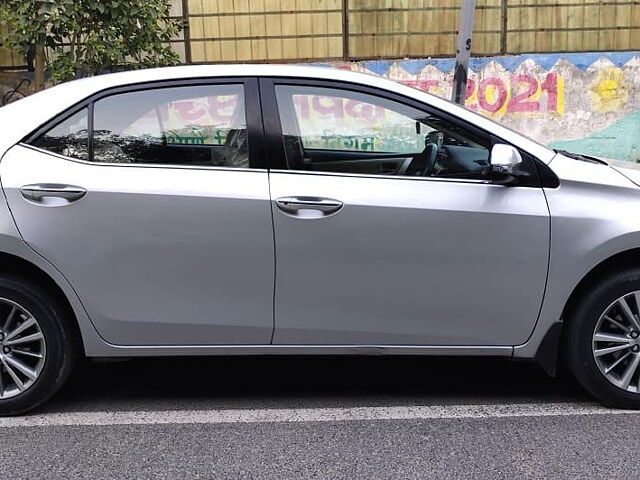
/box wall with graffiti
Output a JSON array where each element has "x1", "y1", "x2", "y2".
[
  {"x1": 332, "y1": 52, "x2": 640, "y2": 163},
  {"x1": 2, "y1": 51, "x2": 638, "y2": 162}
]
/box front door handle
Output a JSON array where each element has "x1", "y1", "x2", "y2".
[
  {"x1": 275, "y1": 196, "x2": 343, "y2": 217},
  {"x1": 21, "y1": 184, "x2": 87, "y2": 204}
]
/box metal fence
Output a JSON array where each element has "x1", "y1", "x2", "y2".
[{"x1": 2, "y1": 0, "x2": 640, "y2": 69}]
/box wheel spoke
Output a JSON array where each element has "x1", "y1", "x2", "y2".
[
  {"x1": 633, "y1": 291, "x2": 640, "y2": 321},
  {"x1": 594, "y1": 332, "x2": 632, "y2": 344},
  {"x1": 3, "y1": 355, "x2": 36, "y2": 381},
  {"x1": 605, "y1": 351, "x2": 632, "y2": 374},
  {"x1": 617, "y1": 297, "x2": 640, "y2": 331},
  {"x1": 4, "y1": 332, "x2": 43, "y2": 346},
  {"x1": 5, "y1": 317, "x2": 36, "y2": 342},
  {"x1": 594, "y1": 343, "x2": 631, "y2": 357},
  {"x1": 2, "y1": 305, "x2": 17, "y2": 332},
  {"x1": 11, "y1": 348, "x2": 43, "y2": 359},
  {"x1": 619, "y1": 353, "x2": 640, "y2": 389},
  {"x1": 1, "y1": 358, "x2": 24, "y2": 391},
  {"x1": 604, "y1": 315, "x2": 632, "y2": 333}
]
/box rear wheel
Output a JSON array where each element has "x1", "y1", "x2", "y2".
[
  {"x1": 566, "y1": 268, "x2": 640, "y2": 408},
  {"x1": 0, "y1": 277, "x2": 76, "y2": 415}
]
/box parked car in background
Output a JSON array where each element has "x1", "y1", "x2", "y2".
[{"x1": 1, "y1": 65, "x2": 640, "y2": 414}]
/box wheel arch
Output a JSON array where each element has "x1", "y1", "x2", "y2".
[
  {"x1": 562, "y1": 248, "x2": 640, "y2": 322},
  {"x1": 533, "y1": 248, "x2": 640, "y2": 377},
  {"x1": 0, "y1": 250, "x2": 84, "y2": 356}
]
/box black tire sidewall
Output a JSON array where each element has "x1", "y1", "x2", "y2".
[
  {"x1": 0, "y1": 277, "x2": 75, "y2": 416},
  {"x1": 566, "y1": 268, "x2": 640, "y2": 408}
]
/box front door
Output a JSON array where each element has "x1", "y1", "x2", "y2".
[
  {"x1": 264, "y1": 80, "x2": 550, "y2": 346},
  {"x1": 1, "y1": 79, "x2": 275, "y2": 346}
]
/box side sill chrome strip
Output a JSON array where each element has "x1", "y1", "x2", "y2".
[{"x1": 89, "y1": 344, "x2": 514, "y2": 357}]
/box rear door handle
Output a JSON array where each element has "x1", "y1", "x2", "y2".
[
  {"x1": 21, "y1": 184, "x2": 87, "y2": 204},
  {"x1": 275, "y1": 196, "x2": 343, "y2": 217}
]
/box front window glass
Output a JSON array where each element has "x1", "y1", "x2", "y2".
[
  {"x1": 275, "y1": 85, "x2": 491, "y2": 179},
  {"x1": 291, "y1": 92, "x2": 426, "y2": 154}
]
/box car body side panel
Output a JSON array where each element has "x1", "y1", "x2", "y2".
[
  {"x1": 0, "y1": 181, "x2": 110, "y2": 355},
  {"x1": 1, "y1": 145, "x2": 275, "y2": 346},
  {"x1": 515, "y1": 154, "x2": 640, "y2": 357},
  {"x1": 1, "y1": 151, "x2": 637, "y2": 358},
  {"x1": 269, "y1": 171, "x2": 550, "y2": 346}
]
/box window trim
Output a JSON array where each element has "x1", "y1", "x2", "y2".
[
  {"x1": 258, "y1": 77, "x2": 549, "y2": 187},
  {"x1": 23, "y1": 77, "x2": 266, "y2": 170},
  {"x1": 20, "y1": 142, "x2": 268, "y2": 175},
  {"x1": 268, "y1": 168, "x2": 491, "y2": 185}
]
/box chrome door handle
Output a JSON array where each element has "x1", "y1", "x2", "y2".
[
  {"x1": 21, "y1": 184, "x2": 87, "y2": 203},
  {"x1": 276, "y1": 196, "x2": 343, "y2": 217}
]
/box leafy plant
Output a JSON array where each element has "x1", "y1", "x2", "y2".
[{"x1": 0, "y1": 0, "x2": 182, "y2": 87}]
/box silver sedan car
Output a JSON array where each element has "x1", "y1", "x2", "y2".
[{"x1": 0, "y1": 64, "x2": 640, "y2": 414}]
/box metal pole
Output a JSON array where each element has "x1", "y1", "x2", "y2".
[
  {"x1": 181, "y1": 0, "x2": 192, "y2": 64},
  {"x1": 451, "y1": 0, "x2": 476, "y2": 105},
  {"x1": 342, "y1": 0, "x2": 350, "y2": 61},
  {"x1": 500, "y1": 0, "x2": 508, "y2": 55}
]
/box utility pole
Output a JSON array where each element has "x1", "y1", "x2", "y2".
[{"x1": 451, "y1": 0, "x2": 476, "y2": 105}]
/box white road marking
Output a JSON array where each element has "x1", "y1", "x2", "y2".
[{"x1": 0, "y1": 402, "x2": 638, "y2": 428}]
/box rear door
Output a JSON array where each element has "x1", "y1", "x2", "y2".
[
  {"x1": 1, "y1": 78, "x2": 275, "y2": 346},
  {"x1": 262, "y1": 79, "x2": 550, "y2": 346}
]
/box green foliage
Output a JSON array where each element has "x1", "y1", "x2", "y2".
[{"x1": 0, "y1": 0, "x2": 182, "y2": 83}]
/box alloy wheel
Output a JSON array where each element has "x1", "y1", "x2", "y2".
[{"x1": 0, "y1": 298, "x2": 46, "y2": 399}]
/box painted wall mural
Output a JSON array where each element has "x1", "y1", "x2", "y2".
[{"x1": 331, "y1": 52, "x2": 640, "y2": 163}]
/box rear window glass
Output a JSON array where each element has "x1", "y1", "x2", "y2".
[{"x1": 31, "y1": 109, "x2": 89, "y2": 161}]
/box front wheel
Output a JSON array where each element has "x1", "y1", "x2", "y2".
[
  {"x1": 0, "y1": 277, "x2": 77, "y2": 415},
  {"x1": 566, "y1": 268, "x2": 640, "y2": 408}
]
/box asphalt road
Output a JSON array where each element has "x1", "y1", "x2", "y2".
[{"x1": 3, "y1": 355, "x2": 640, "y2": 479}]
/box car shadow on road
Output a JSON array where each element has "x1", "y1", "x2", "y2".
[{"x1": 40, "y1": 355, "x2": 592, "y2": 413}]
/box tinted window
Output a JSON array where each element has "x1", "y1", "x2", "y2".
[
  {"x1": 31, "y1": 109, "x2": 89, "y2": 161},
  {"x1": 93, "y1": 84, "x2": 247, "y2": 167},
  {"x1": 275, "y1": 85, "x2": 491, "y2": 179}
]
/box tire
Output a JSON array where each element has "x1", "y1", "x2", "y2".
[
  {"x1": 0, "y1": 276, "x2": 77, "y2": 416},
  {"x1": 565, "y1": 268, "x2": 640, "y2": 408}
]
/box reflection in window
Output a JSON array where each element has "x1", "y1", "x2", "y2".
[
  {"x1": 92, "y1": 84, "x2": 248, "y2": 167},
  {"x1": 292, "y1": 94, "x2": 425, "y2": 154},
  {"x1": 31, "y1": 109, "x2": 89, "y2": 161},
  {"x1": 276, "y1": 85, "x2": 491, "y2": 179}
]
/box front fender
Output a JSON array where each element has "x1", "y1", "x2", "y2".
[{"x1": 515, "y1": 155, "x2": 640, "y2": 358}]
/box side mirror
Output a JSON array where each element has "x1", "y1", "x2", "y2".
[{"x1": 490, "y1": 144, "x2": 530, "y2": 186}]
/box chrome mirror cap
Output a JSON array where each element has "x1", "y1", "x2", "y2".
[
  {"x1": 490, "y1": 144, "x2": 532, "y2": 186},
  {"x1": 491, "y1": 144, "x2": 523, "y2": 175}
]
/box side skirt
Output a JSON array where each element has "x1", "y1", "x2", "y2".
[{"x1": 86, "y1": 344, "x2": 514, "y2": 358}]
